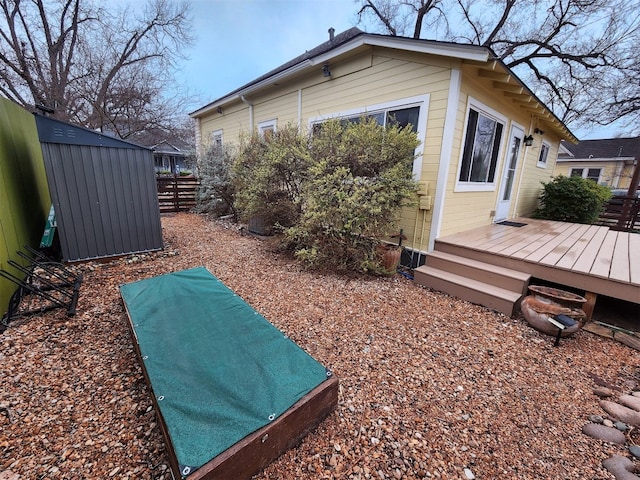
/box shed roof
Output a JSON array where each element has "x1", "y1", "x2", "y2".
[
  {"x1": 189, "y1": 28, "x2": 576, "y2": 142},
  {"x1": 34, "y1": 114, "x2": 149, "y2": 149}
]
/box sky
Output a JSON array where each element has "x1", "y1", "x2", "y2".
[
  {"x1": 176, "y1": 0, "x2": 627, "y2": 140},
  {"x1": 180, "y1": 0, "x2": 360, "y2": 112}
]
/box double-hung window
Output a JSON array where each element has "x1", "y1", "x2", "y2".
[
  {"x1": 212, "y1": 129, "x2": 223, "y2": 147},
  {"x1": 537, "y1": 142, "x2": 550, "y2": 168},
  {"x1": 457, "y1": 102, "x2": 505, "y2": 190},
  {"x1": 258, "y1": 119, "x2": 277, "y2": 139},
  {"x1": 570, "y1": 167, "x2": 602, "y2": 183}
]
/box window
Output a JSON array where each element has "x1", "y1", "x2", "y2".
[
  {"x1": 458, "y1": 106, "x2": 504, "y2": 186},
  {"x1": 586, "y1": 168, "x2": 601, "y2": 182},
  {"x1": 212, "y1": 129, "x2": 223, "y2": 146},
  {"x1": 537, "y1": 142, "x2": 550, "y2": 168},
  {"x1": 258, "y1": 119, "x2": 276, "y2": 139},
  {"x1": 570, "y1": 167, "x2": 602, "y2": 183},
  {"x1": 308, "y1": 95, "x2": 429, "y2": 179},
  {"x1": 336, "y1": 106, "x2": 420, "y2": 133}
]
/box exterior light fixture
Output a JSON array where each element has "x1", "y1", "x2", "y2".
[
  {"x1": 322, "y1": 64, "x2": 331, "y2": 77},
  {"x1": 523, "y1": 135, "x2": 534, "y2": 146},
  {"x1": 217, "y1": 107, "x2": 223, "y2": 114}
]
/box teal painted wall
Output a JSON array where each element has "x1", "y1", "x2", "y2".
[{"x1": 0, "y1": 98, "x2": 51, "y2": 317}]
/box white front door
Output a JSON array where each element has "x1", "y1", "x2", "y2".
[{"x1": 495, "y1": 125, "x2": 524, "y2": 221}]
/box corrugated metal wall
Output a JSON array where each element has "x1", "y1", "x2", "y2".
[{"x1": 40, "y1": 142, "x2": 163, "y2": 261}]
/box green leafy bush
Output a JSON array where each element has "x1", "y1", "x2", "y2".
[
  {"x1": 195, "y1": 144, "x2": 237, "y2": 218},
  {"x1": 533, "y1": 175, "x2": 612, "y2": 224}
]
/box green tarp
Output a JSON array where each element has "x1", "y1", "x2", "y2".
[{"x1": 120, "y1": 267, "x2": 331, "y2": 477}]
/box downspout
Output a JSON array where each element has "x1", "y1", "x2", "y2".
[
  {"x1": 297, "y1": 89, "x2": 302, "y2": 130},
  {"x1": 512, "y1": 116, "x2": 535, "y2": 217},
  {"x1": 428, "y1": 66, "x2": 461, "y2": 252},
  {"x1": 241, "y1": 95, "x2": 254, "y2": 131},
  {"x1": 613, "y1": 162, "x2": 624, "y2": 188},
  {"x1": 194, "y1": 117, "x2": 202, "y2": 159}
]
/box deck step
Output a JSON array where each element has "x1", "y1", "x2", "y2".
[
  {"x1": 424, "y1": 250, "x2": 530, "y2": 295},
  {"x1": 413, "y1": 266, "x2": 524, "y2": 317}
]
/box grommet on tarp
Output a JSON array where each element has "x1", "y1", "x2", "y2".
[
  {"x1": 268, "y1": 413, "x2": 276, "y2": 421},
  {"x1": 180, "y1": 464, "x2": 197, "y2": 477},
  {"x1": 157, "y1": 395, "x2": 164, "y2": 401},
  {"x1": 143, "y1": 355, "x2": 148, "y2": 360},
  {"x1": 326, "y1": 370, "x2": 333, "y2": 377}
]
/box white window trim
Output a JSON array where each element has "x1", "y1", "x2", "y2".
[
  {"x1": 308, "y1": 94, "x2": 429, "y2": 179},
  {"x1": 454, "y1": 97, "x2": 508, "y2": 192},
  {"x1": 570, "y1": 166, "x2": 602, "y2": 183},
  {"x1": 258, "y1": 119, "x2": 277, "y2": 136},
  {"x1": 212, "y1": 129, "x2": 223, "y2": 146},
  {"x1": 537, "y1": 141, "x2": 551, "y2": 168}
]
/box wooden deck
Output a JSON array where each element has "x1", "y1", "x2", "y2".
[{"x1": 434, "y1": 218, "x2": 639, "y2": 305}]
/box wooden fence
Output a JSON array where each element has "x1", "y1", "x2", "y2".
[
  {"x1": 156, "y1": 176, "x2": 200, "y2": 213},
  {"x1": 597, "y1": 195, "x2": 640, "y2": 232}
]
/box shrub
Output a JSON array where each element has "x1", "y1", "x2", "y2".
[
  {"x1": 533, "y1": 175, "x2": 612, "y2": 224},
  {"x1": 233, "y1": 125, "x2": 312, "y2": 231},
  {"x1": 283, "y1": 117, "x2": 419, "y2": 273},
  {"x1": 195, "y1": 144, "x2": 237, "y2": 218}
]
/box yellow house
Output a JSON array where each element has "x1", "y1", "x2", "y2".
[
  {"x1": 190, "y1": 28, "x2": 577, "y2": 262},
  {"x1": 554, "y1": 137, "x2": 639, "y2": 191}
]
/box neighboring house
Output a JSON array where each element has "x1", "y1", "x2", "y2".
[
  {"x1": 149, "y1": 140, "x2": 192, "y2": 175},
  {"x1": 554, "y1": 137, "x2": 639, "y2": 191},
  {"x1": 190, "y1": 27, "x2": 577, "y2": 257}
]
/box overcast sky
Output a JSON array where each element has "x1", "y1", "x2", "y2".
[
  {"x1": 181, "y1": 0, "x2": 359, "y2": 109},
  {"x1": 178, "y1": 0, "x2": 625, "y2": 140}
]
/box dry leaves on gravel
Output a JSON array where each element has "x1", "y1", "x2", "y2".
[{"x1": 1, "y1": 212, "x2": 639, "y2": 480}]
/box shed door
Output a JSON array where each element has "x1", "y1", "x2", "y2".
[{"x1": 495, "y1": 125, "x2": 524, "y2": 221}]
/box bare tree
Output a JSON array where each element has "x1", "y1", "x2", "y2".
[
  {"x1": 357, "y1": 0, "x2": 640, "y2": 134},
  {"x1": 0, "y1": 0, "x2": 193, "y2": 138}
]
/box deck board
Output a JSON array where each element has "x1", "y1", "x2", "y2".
[
  {"x1": 510, "y1": 221, "x2": 575, "y2": 260},
  {"x1": 523, "y1": 223, "x2": 583, "y2": 263},
  {"x1": 555, "y1": 225, "x2": 602, "y2": 270},
  {"x1": 610, "y1": 233, "x2": 630, "y2": 283},
  {"x1": 572, "y1": 227, "x2": 610, "y2": 274},
  {"x1": 590, "y1": 231, "x2": 618, "y2": 278},
  {"x1": 540, "y1": 223, "x2": 592, "y2": 267}
]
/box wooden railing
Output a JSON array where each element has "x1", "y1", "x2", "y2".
[
  {"x1": 156, "y1": 175, "x2": 200, "y2": 213},
  {"x1": 598, "y1": 196, "x2": 640, "y2": 232}
]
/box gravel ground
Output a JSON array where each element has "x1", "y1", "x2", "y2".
[{"x1": 1, "y1": 212, "x2": 639, "y2": 480}]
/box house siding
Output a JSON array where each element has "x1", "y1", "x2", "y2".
[
  {"x1": 194, "y1": 43, "x2": 568, "y2": 256},
  {"x1": 554, "y1": 160, "x2": 630, "y2": 188},
  {"x1": 438, "y1": 71, "x2": 561, "y2": 237},
  {"x1": 513, "y1": 134, "x2": 560, "y2": 217}
]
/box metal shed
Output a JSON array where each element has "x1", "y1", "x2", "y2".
[{"x1": 35, "y1": 115, "x2": 163, "y2": 262}]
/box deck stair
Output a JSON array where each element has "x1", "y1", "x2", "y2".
[{"x1": 413, "y1": 249, "x2": 531, "y2": 317}]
